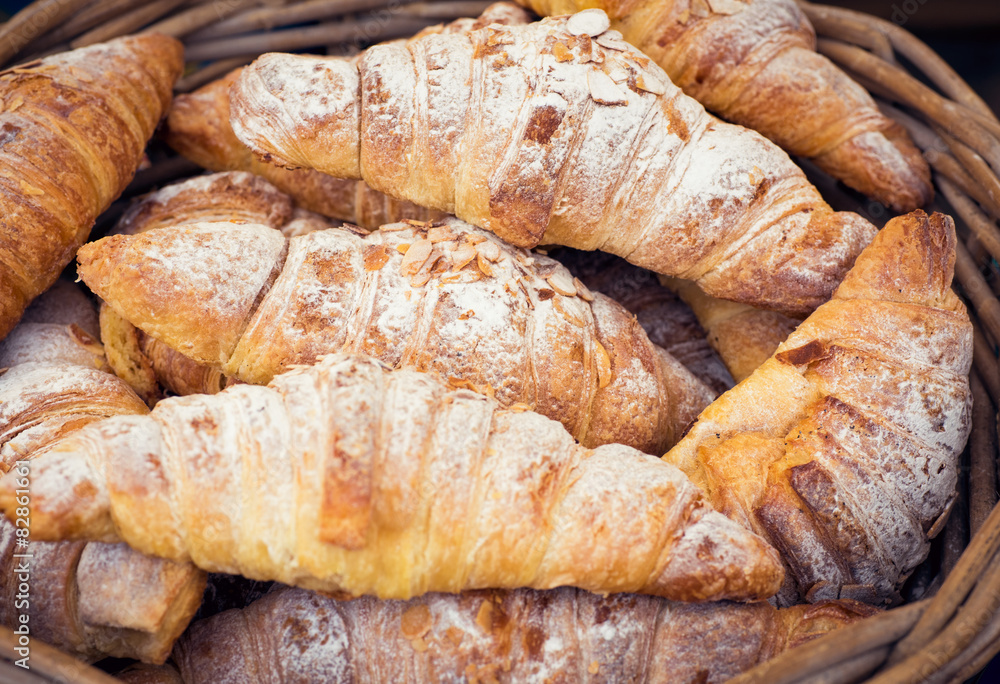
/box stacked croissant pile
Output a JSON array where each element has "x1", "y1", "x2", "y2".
[{"x1": 0, "y1": 1, "x2": 977, "y2": 682}]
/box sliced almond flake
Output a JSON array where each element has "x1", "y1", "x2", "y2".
[
  {"x1": 749, "y1": 165, "x2": 764, "y2": 185},
  {"x1": 6, "y1": 96, "x2": 23, "y2": 112},
  {"x1": 487, "y1": 27, "x2": 514, "y2": 45},
  {"x1": 595, "y1": 340, "x2": 613, "y2": 388},
  {"x1": 537, "y1": 288, "x2": 556, "y2": 301},
  {"x1": 553, "y1": 297, "x2": 586, "y2": 327},
  {"x1": 534, "y1": 247, "x2": 549, "y2": 255},
  {"x1": 476, "y1": 600, "x2": 493, "y2": 631},
  {"x1": 427, "y1": 225, "x2": 456, "y2": 242},
  {"x1": 590, "y1": 48, "x2": 605, "y2": 65},
  {"x1": 677, "y1": 9, "x2": 691, "y2": 23},
  {"x1": 458, "y1": 309, "x2": 475, "y2": 320},
  {"x1": 690, "y1": 0, "x2": 711, "y2": 17},
  {"x1": 566, "y1": 8, "x2": 610, "y2": 37},
  {"x1": 606, "y1": 64, "x2": 629, "y2": 83},
  {"x1": 516, "y1": 253, "x2": 535, "y2": 268},
  {"x1": 587, "y1": 69, "x2": 628, "y2": 106},
  {"x1": 465, "y1": 233, "x2": 487, "y2": 245},
  {"x1": 707, "y1": 0, "x2": 748, "y2": 14},
  {"x1": 508, "y1": 403, "x2": 532, "y2": 413},
  {"x1": 574, "y1": 278, "x2": 595, "y2": 302},
  {"x1": 477, "y1": 253, "x2": 494, "y2": 277},
  {"x1": 397, "y1": 243, "x2": 411, "y2": 254},
  {"x1": 589, "y1": 661, "x2": 601, "y2": 675},
  {"x1": 475, "y1": 240, "x2": 501, "y2": 262},
  {"x1": 552, "y1": 41, "x2": 574, "y2": 63},
  {"x1": 452, "y1": 242, "x2": 478, "y2": 271},
  {"x1": 439, "y1": 272, "x2": 465, "y2": 284},
  {"x1": 410, "y1": 637, "x2": 429, "y2": 652},
  {"x1": 518, "y1": 279, "x2": 535, "y2": 309},
  {"x1": 380, "y1": 222, "x2": 410, "y2": 232},
  {"x1": 534, "y1": 261, "x2": 558, "y2": 278},
  {"x1": 595, "y1": 31, "x2": 630, "y2": 51},
  {"x1": 402, "y1": 218, "x2": 429, "y2": 228},
  {"x1": 635, "y1": 72, "x2": 667, "y2": 95},
  {"x1": 401, "y1": 605, "x2": 433, "y2": 639},
  {"x1": 449, "y1": 376, "x2": 472, "y2": 390},
  {"x1": 400, "y1": 238, "x2": 432, "y2": 275},
  {"x1": 446, "y1": 627, "x2": 464, "y2": 646},
  {"x1": 547, "y1": 271, "x2": 577, "y2": 296},
  {"x1": 504, "y1": 277, "x2": 519, "y2": 294},
  {"x1": 483, "y1": 383, "x2": 496, "y2": 399},
  {"x1": 363, "y1": 243, "x2": 391, "y2": 271}
]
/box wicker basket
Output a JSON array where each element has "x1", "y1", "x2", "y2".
[{"x1": 0, "y1": 1, "x2": 998, "y2": 682}]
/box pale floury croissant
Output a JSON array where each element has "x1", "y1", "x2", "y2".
[
  {"x1": 0, "y1": 353, "x2": 784, "y2": 602},
  {"x1": 155, "y1": 585, "x2": 876, "y2": 684},
  {"x1": 78, "y1": 215, "x2": 714, "y2": 454},
  {"x1": 228, "y1": 12, "x2": 878, "y2": 316},
  {"x1": 664, "y1": 210, "x2": 973, "y2": 605},
  {"x1": 0, "y1": 285, "x2": 205, "y2": 664},
  {"x1": 519, "y1": 0, "x2": 933, "y2": 212},
  {"x1": 0, "y1": 34, "x2": 182, "y2": 341},
  {"x1": 100, "y1": 171, "x2": 336, "y2": 405}
]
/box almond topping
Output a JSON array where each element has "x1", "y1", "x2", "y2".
[
  {"x1": 574, "y1": 278, "x2": 595, "y2": 302},
  {"x1": 399, "y1": 238, "x2": 432, "y2": 275},
  {"x1": 547, "y1": 271, "x2": 577, "y2": 296},
  {"x1": 553, "y1": 297, "x2": 586, "y2": 327},
  {"x1": 363, "y1": 243, "x2": 391, "y2": 271},
  {"x1": 588, "y1": 68, "x2": 629, "y2": 105},
  {"x1": 410, "y1": 637, "x2": 429, "y2": 652},
  {"x1": 607, "y1": 64, "x2": 629, "y2": 83},
  {"x1": 707, "y1": 0, "x2": 748, "y2": 14},
  {"x1": 635, "y1": 72, "x2": 667, "y2": 95},
  {"x1": 465, "y1": 233, "x2": 488, "y2": 245},
  {"x1": 446, "y1": 627, "x2": 464, "y2": 646},
  {"x1": 537, "y1": 288, "x2": 556, "y2": 301},
  {"x1": 427, "y1": 225, "x2": 456, "y2": 242},
  {"x1": 566, "y1": 8, "x2": 610, "y2": 36},
  {"x1": 6, "y1": 96, "x2": 23, "y2": 112},
  {"x1": 402, "y1": 218, "x2": 429, "y2": 228},
  {"x1": 458, "y1": 309, "x2": 475, "y2": 320},
  {"x1": 508, "y1": 403, "x2": 532, "y2": 413},
  {"x1": 552, "y1": 41, "x2": 573, "y2": 62},
  {"x1": 380, "y1": 222, "x2": 410, "y2": 231},
  {"x1": 401, "y1": 604, "x2": 433, "y2": 639},
  {"x1": 476, "y1": 240, "x2": 501, "y2": 262},
  {"x1": 595, "y1": 31, "x2": 629, "y2": 51},
  {"x1": 595, "y1": 340, "x2": 613, "y2": 388},
  {"x1": 476, "y1": 600, "x2": 493, "y2": 631},
  {"x1": 396, "y1": 243, "x2": 410, "y2": 254},
  {"x1": 589, "y1": 661, "x2": 601, "y2": 675},
  {"x1": 477, "y1": 253, "x2": 494, "y2": 277},
  {"x1": 452, "y1": 242, "x2": 478, "y2": 271}
]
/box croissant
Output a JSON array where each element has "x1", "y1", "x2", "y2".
[
  {"x1": 151, "y1": 584, "x2": 878, "y2": 684},
  {"x1": 163, "y1": 68, "x2": 443, "y2": 229},
  {"x1": 229, "y1": 12, "x2": 877, "y2": 316},
  {"x1": 0, "y1": 352, "x2": 784, "y2": 602},
  {"x1": 663, "y1": 210, "x2": 973, "y2": 605},
  {"x1": 100, "y1": 171, "x2": 335, "y2": 404},
  {"x1": 78, "y1": 215, "x2": 714, "y2": 454},
  {"x1": 0, "y1": 295, "x2": 205, "y2": 664},
  {"x1": 555, "y1": 247, "x2": 735, "y2": 394},
  {"x1": 517, "y1": 2, "x2": 932, "y2": 212},
  {"x1": 0, "y1": 34, "x2": 182, "y2": 342},
  {"x1": 661, "y1": 276, "x2": 798, "y2": 382}
]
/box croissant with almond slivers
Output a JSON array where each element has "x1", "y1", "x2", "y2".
[
  {"x1": 229, "y1": 10, "x2": 877, "y2": 316},
  {"x1": 0, "y1": 353, "x2": 784, "y2": 602},
  {"x1": 153, "y1": 584, "x2": 877, "y2": 684},
  {"x1": 664, "y1": 210, "x2": 973, "y2": 605},
  {"x1": 78, "y1": 213, "x2": 714, "y2": 454},
  {"x1": 519, "y1": 0, "x2": 933, "y2": 212},
  {"x1": 0, "y1": 34, "x2": 182, "y2": 341}
]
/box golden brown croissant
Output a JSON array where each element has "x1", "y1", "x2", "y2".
[
  {"x1": 519, "y1": 1, "x2": 932, "y2": 212},
  {"x1": 78, "y1": 215, "x2": 714, "y2": 453},
  {"x1": 664, "y1": 210, "x2": 973, "y2": 605},
  {"x1": 100, "y1": 171, "x2": 335, "y2": 405},
  {"x1": 0, "y1": 298, "x2": 205, "y2": 664},
  {"x1": 0, "y1": 353, "x2": 784, "y2": 603},
  {"x1": 162, "y1": 68, "x2": 443, "y2": 230},
  {"x1": 228, "y1": 12, "x2": 878, "y2": 316},
  {"x1": 555, "y1": 247, "x2": 735, "y2": 394},
  {"x1": 661, "y1": 276, "x2": 798, "y2": 382},
  {"x1": 0, "y1": 34, "x2": 182, "y2": 342},
  {"x1": 161, "y1": 584, "x2": 877, "y2": 684}
]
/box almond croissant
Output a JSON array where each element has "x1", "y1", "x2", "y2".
[
  {"x1": 0, "y1": 34, "x2": 182, "y2": 341},
  {"x1": 78, "y1": 216, "x2": 714, "y2": 454},
  {"x1": 0, "y1": 353, "x2": 784, "y2": 602},
  {"x1": 228, "y1": 12, "x2": 877, "y2": 316},
  {"x1": 159, "y1": 584, "x2": 877, "y2": 684},
  {"x1": 519, "y1": 1, "x2": 933, "y2": 212},
  {"x1": 664, "y1": 210, "x2": 973, "y2": 605},
  {"x1": 100, "y1": 171, "x2": 335, "y2": 405}
]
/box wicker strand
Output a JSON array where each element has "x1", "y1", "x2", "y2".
[
  {"x1": 793, "y1": 1, "x2": 894, "y2": 63},
  {"x1": 969, "y1": 373, "x2": 998, "y2": 537},
  {"x1": 938, "y1": 607, "x2": 1000, "y2": 683},
  {"x1": 816, "y1": 37, "x2": 1000, "y2": 174},
  {"x1": 798, "y1": 1, "x2": 998, "y2": 122},
  {"x1": 12, "y1": 0, "x2": 150, "y2": 58},
  {"x1": 728, "y1": 601, "x2": 927, "y2": 684},
  {"x1": 186, "y1": 0, "x2": 395, "y2": 41},
  {"x1": 0, "y1": 660, "x2": 52, "y2": 684},
  {"x1": 0, "y1": 0, "x2": 92, "y2": 66},
  {"x1": 972, "y1": 326, "x2": 1000, "y2": 409},
  {"x1": 887, "y1": 500, "x2": 1000, "y2": 665},
  {"x1": 142, "y1": 0, "x2": 262, "y2": 39},
  {"x1": 175, "y1": 56, "x2": 253, "y2": 92},
  {"x1": 71, "y1": 0, "x2": 190, "y2": 47},
  {"x1": 0, "y1": 626, "x2": 119, "y2": 684}
]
